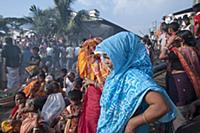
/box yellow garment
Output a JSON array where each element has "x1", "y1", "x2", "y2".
[
  {"x1": 77, "y1": 38, "x2": 110, "y2": 87},
  {"x1": 1, "y1": 120, "x2": 13, "y2": 133},
  {"x1": 25, "y1": 65, "x2": 39, "y2": 76},
  {"x1": 23, "y1": 80, "x2": 45, "y2": 97},
  {"x1": 77, "y1": 38, "x2": 101, "y2": 80}
]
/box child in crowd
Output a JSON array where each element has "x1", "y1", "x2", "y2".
[
  {"x1": 1, "y1": 92, "x2": 26, "y2": 133},
  {"x1": 63, "y1": 72, "x2": 75, "y2": 96},
  {"x1": 72, "y1": 77, "x2": 83, "y2": 91},
  {"x1": 62, "y1": 90, "x2": 82, "y2": 133},
  {"x1": 56, "y1": 68, "x2": 68, "y2": 88}
]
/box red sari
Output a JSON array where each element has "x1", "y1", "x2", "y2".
[
  {"x1": 78, "y1": 85, "x2": 102, "y2": 133},
  {"x1": 171, "y1": 47, "x2": 200, "y2": 97}
]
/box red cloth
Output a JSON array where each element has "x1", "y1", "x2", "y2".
[
  {"x1": 78, "y1": 85, "x2": 102, "y2": 133},
  {"x1": 11, "y1": 105, "x2": 19, "y2": 117},
  {"x1": 194, "y1": 14, "x2": 200, "y2": 36},
  {"x1": 171, "y1": 47, "x2": 200, "y2": 97}
]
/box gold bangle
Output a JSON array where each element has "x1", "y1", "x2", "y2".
[{"x1": 142, "y1": 113, "x2": 149, "y2": 124}]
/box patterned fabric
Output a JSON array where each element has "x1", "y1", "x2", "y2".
[
  {"x1": 23, "y1": 80, "x2": 45, "y2": 98},
  {"x1": 171, "y1": 47, "x2": 200, "y2": 97},
  {"x1": 77, "y1": 38, "x2": 101, "y2": 80},
  {"x1": 194, "y1": 13, "x2": 200, "y2": 37},
  {"x1": 77, "y1": 38, "x2": 110, "y2": 87},
  {"x1": 95, "y1": 32, "x2": 177, "y2": 133}
]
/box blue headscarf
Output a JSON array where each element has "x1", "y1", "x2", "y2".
[{"x1": 96, "y1": 32, "x2": 176, "y2": 133}]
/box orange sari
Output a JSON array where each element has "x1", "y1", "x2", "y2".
[
  {"x1": 23, "y1": 80, "x2": 45, "y2": 97},
  {"x1": 77, "y1": 38, "x2": 102, "y2": 81}
]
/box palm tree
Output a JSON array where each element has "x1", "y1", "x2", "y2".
[
  {"x1": 54, "y1": 0, "x2": 75, "y2": 35},
  {"x1": 28, "y1": 5, "x2": 57, "y2": 36}
]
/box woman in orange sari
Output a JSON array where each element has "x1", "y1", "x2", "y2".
[
  {"x1": 77, "y1": 38, "x2": 110, "y2": 133},
  {"x1": 23, "y1": 72, "x2": 46, "y2": 98}
]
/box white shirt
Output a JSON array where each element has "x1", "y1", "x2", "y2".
[
  {"x1": 66, "y1": 47, "x2": 74, "y2": 58},
  {"x1": 64, "y1": 78, "x2": 73, "y2": 95},
  {"x1": 46, "y1": 47, "x2": 54, "y2": 57},
  {"x1": 74, "y1": 47, "x2": 80, "y2": 57}
]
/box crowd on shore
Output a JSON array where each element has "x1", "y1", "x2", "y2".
[{"x1": 0, "y1": 3, "x2": 200, "y2": 133}]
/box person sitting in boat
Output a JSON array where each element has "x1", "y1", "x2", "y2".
[{"x1": 1, "y1": 91, "x2": 26, "y2": 133}]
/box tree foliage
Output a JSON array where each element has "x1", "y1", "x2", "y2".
[{"x1": 27, "y1": 0, "x2": 90, "y2": 38}]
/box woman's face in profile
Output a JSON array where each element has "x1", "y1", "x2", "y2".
[{"x1": 102, "y1": 54, "x2": 113, "y2": 70}]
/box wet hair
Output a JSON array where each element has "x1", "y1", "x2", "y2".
[
  {"x1": 176, "y1": 30, "x2": 196, "y2": 47},
  {"x1": 68, "y1": 90, "x2": 82, "y2": 102},
  {"x1": 168, "y1": 22, "x2": 180, "y2": 32},
  {"x1": 45, "y1": 81, "x2": 60, "y2": 95},
  {"x1": 5, "y1": 37, "x2": 13, "y2": 44}
]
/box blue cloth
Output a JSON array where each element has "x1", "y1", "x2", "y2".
[
  {"x1": 95, "y1": 32, "x2": 177, "y2": 133},
  {"x1": 22, "y1": 48, "x2": 32, "y2": 68}
]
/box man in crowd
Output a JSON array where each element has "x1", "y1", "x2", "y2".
[
  {"x1": 1, "y1": 37, "x2": 22, "y2": 90},
  {"x1": 66, "y1": 44, "x2": 75, "y2": 71}
]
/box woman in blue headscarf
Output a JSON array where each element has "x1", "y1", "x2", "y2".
[{"x1": 95, "y1": 32, "x2": 177, "y2": 133}]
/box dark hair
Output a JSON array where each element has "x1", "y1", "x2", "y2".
[
  {"x1": 68, "y1": 90, "x2": 82, "y2": 102},
  {"x1": 183, "y1": 15, "x2": 190, "y2": 22},
  {"x1": 5, "y1": 37, "x2": 13, "y2": 44},
  {"x1": 42, "y1": 66, "x2": 49, "y2": 73},
  {"x1": 45, "y1": 81, "x2": 60, "y2": 95},
  {"x1": 67, "y1": 71, "x2": 75, "y2": 78},
  {"x1": 38, "y1": 72, "x2": 46, "y2": 79},
  {"x1": 32, "y1": 47, "x2": 39, "y2": 52},
  {"x1": 14, "y1": 91, "x2": 26, "y2": 101},
  {"x1": 61, "y1": 68, "x2": 67, "y2": 75},
  {"x1": 176, "y1": 30, "x2": 196, "y2": 47},
  {"x1": 73, "y1": 77, "x2": 83, "y2": 89},
  {"x1": 168, "y1": 22, "x2": 180, "y2": 32},
  {"x1": 161, "y1": 22, "x2": 168, "y2": 33},
  {"x1": 82, "y1": 38, "x2": 87, "y2": 42}
]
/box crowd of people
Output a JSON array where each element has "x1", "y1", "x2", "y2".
[
  {"x1": 0, "y1": 34, "x2": 81, "y2": 92},
  {"x1": 0, "y1": 32, "x2": 178, "y2": 133},
  {"x1": 0, "y1": 3, "x2": 200, "y2": 133}
]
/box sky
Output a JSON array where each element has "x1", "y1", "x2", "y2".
[{"x1": 0, "y1": 0, "x2": 192, "y2": 35}]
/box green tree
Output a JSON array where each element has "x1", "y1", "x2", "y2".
[
  {"x1": 53, "y1": 0, "x2": 75, "y2": 35},
  {"x1": 28, "y1": 5, "x2": 58, "y2": 36},
  {"x1": 0, "y1": 16, "x2": 9, "y2": 36}
]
